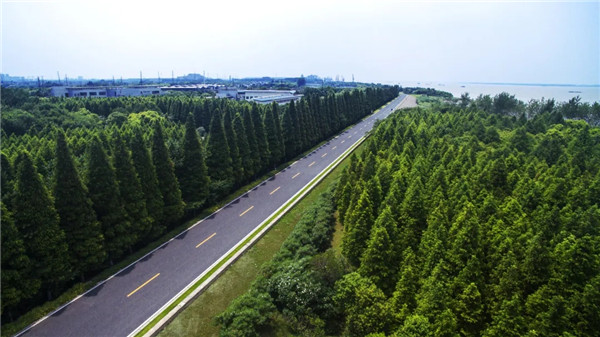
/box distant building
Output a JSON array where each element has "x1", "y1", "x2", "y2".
[
  {"x1": 162, "y1": 83, "x2": 224, "y2": 92},
  {"x1": 252, "y1": 94, "x2": 303, "y2": 105},
  {"x1": 216, "y1": 88, "x2": 301, "y2": 104},
  {"x1": 50, "y1": 86, "x2": 163, "y2": 98},
  {"x1": 237, "y1": 90, "x2": 296, "y2": 101},
  {"x1": 215, "y1": 87, "x2": 239, "y2": 99}
]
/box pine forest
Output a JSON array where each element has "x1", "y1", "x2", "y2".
[{"x1": 217, "y1": 94, "x2": 600, "y2": 337}]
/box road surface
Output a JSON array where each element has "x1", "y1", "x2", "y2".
[{"x1": 18, "y1": 94, "x2": 415, "y2": 337}]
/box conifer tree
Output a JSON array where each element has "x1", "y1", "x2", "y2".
[
  {"x1": 54, "y1": 131, "x2": 106, "y2": 278},
  {"x1": 179, "y1": 114, "x2": 210, "y2": 205},
  {"x1": 1, "y1": 202, "x2": 39, "y2": 318},
  {"x1": 233, "y1": 115, "x2": 253, "y2": 180},
  {"x1": 130, "y1": 128, "x2": 165, "y2": 239},
  {"x1": 358, "y1": 225, "x2": 396, "y2": 295},
  {"x1": 86, "y1": 136, "x2": 132, "y2": 261},
  {"x1": 264, "y1": 103, "x2": 284, "y2": 167},
  {"x1": 342, "y1": 188, "x2": 375, "y2": 266},
  {"x1": 391, "y1": 247, "x2": 420, "y2": 323},
  {"x1": 224, "y1": 108, "x2": 243, "y2": 186},
  {"x1": 241, "y1": 106, "x2": 260, "y2": 177},
  {"x1": 152, "y1": 122, "x2": 185, "y2": 225},
  {"x1": 113, "y1": 132, "x2": 151, "y2": 244},
  {"x1": 250, "y1": 103, "x2": 270, "y2": 172},
  {"x1": 455, "y1": 282, "x2": 484, "y2": 337},
  {"x1": 273, "y1": 103, "x2": 285, "y2": 159},
  {"x1": 206, "y1": 109, "x2": 233, "y2": 184},
  {"x1": 282, "y1": 100, "x2": 299, "y2": 160},
  {"x1": 13, "y1": 151, "x2": 71, "y2": 297},
  {"x1": 1, "y1": 152, "x2": 13, "y2": 202}
]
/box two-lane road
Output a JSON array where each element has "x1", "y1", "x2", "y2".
[{"x1": 19, "y1": 94, "x2": 414, "y2": 337}]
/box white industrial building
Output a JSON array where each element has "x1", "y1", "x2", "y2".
[
  {"x1": 50, "y1": 86, "x2": 163, "y2": 98},
  {"x1": 216, "y1": 88, "x2": 301, "y2": 104}
]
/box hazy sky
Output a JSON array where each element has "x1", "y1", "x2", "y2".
[{"x1": 2, "y1": 0, "x2": 598, "y2": 84}]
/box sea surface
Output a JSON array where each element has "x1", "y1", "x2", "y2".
[{"x1": 395, "y1": 81, "x2": 599, "y2": 104}]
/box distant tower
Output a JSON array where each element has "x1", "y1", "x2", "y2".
[
  {"x1": 112, "y1": 76, "x2": 116, "y2": 85},
  {"x1": 65, "y1": 74, "x2": 68, "y2": 86},
  {"x1": 171, "y1": 70, "x2": 174, "y2": 84},
  {"x1": 57, "y1": 71, "x2": 61, "y2": 85},
  {"x1": 37, "y1": 76, "x2": 41, "y2": 88},
  {"x1": 352, "y1": 74, "x2": 355, "y2": 83},
  {"x1": 140, "y1": 71, "x2": 143, "y2": 85}
]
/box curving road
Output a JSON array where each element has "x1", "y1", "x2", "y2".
[{"x1": 18, "y1": 94, "x2": 415, "y2": 337}]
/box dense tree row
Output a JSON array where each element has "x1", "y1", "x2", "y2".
[
  {"x1": 333, "y1": 106, "x2": 599, "y2": 336},
  {"x1": 0, "y1": 86, "x2": 398, "y2": 321},
  {"x1": 461, "y1": 92, "x2": 600, "y2": 126}
]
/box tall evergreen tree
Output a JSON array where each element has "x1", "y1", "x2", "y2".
[
  {"x1": 224, "y1": 108, "x2": 244, "y2": 186},
  {"x1": 179, "y1": 113, "x2": 210, "y2": 205},
  {"x1": 152, "y1": 123, "x2": 185, "y2": 225},
  {"x1": 13, "y1": 151, "x2": 71, "y2": 298},
  {"x1": 130, "y1": 128, "x2": 165, "y2": 239},
  {"x1": 250, "y1": 103, "x2": 270, "y2": 172},
  {"x1": 233, "y1": 115, "x2": 253, "y2": 180},
  {"x1": 358, "y1": 225, "x2": 396, "y2": 295},
  {"x1": 1, "y1": 151, "x2": 14, "y2": 202},
  {"x1": 272, "y1": 103, "x2": 285, "y2": 160},
  {"x1": 282, "y1": 100, "x2": 299, "y2": 160},
  {"x1": 54, "y1": 131, "x2": 106, "y2": 278},
  {"x1": 264, "y1": 103, "x2": 284, "y2": 167},
  {"x1": 1, "y1": 202, "x2": 39, "y2": 319},
  {"x1": 342, "y1": 188, "x2": 375, "y2": 266},
  {"x1": 241, "y1": 106, "x2": 260, "y2": 177},
  {"x1": 86, "y1": 136, "x2": 132, "y2": 261},
  {"x1": 112, "y1": 132, "x2": 151, "y2": 244},
  {"x1": 206, "y1": 109, "x2": 233, "y2": 185}
]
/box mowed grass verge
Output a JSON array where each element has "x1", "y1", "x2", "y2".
[{"x1": 156, "y1": 141, "x2": 364, "y2": 337}]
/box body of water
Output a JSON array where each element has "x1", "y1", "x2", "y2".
[{"x1": 396, "y1": 81, "x2": 599, "y2": 104}]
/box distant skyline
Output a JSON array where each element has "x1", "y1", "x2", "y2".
[{"x1": 2, "y1": 0, "x2": 598, "y2": 85}]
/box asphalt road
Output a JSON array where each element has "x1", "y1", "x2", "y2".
[{"x1": 18, "y1": 94, "x2": 412, "y2": 337}]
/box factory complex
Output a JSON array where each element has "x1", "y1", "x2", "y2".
[{"x1": 50, "y1": 85, "x2": 302, "y2": 105}]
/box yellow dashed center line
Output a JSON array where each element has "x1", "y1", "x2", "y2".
[
  {"x1": 292, "y1": 172, "x2": 301, "y2": 179},
  {"x1": 308, "y1": 161, "x2": 316, "y2": 167},
  {"x1": 270, "y1": 186, "x2": 281, "y2": 195},
  {"x1": 196, "y1": 233, "x2": 216, "y2": 248},
  {"x1": 321, "y1": 153, "x2": 327, "y2": 158},
  {"x1": 239, "y1": 206, "x2": 254, "y2": 217},
  {"x1": 127, "y1": 273, "x2": 160, "y2": 298}
]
